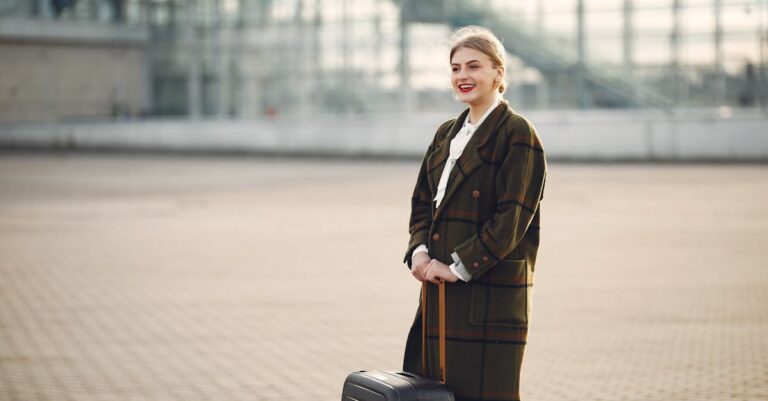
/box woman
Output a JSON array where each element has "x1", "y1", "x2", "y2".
[{"x1": 402, "y1": 26, "x2": 546, "y2": 401}]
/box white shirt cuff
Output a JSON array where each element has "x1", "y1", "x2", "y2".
[
  {"x1": 410, "y1": 244, "x2": 429, "y2": 268},
  {"x1": 449, "y1": 252, "x2": 472, "y2": 282}
]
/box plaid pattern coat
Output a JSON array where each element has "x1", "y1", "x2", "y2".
[{"x1": 402, "y1": 101, "x2": 546, "y2": 401}]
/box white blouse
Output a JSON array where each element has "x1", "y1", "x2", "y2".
[{"x1": 434, "y1": 97, "x2": 501, "y2": 208}]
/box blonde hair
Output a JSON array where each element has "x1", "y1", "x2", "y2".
[{"x1": 449, "y1": 26, "x2": 507, "y2": 94}]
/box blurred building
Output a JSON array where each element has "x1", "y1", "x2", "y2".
[{"x1": 1, "y1": 0, "x2": 766, "y2": 122}]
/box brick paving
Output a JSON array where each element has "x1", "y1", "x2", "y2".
[{"x1": 0, "y1": 153, "x2": 767, "y2": 401}]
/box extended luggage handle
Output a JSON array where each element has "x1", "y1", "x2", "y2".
[{"x1": 421, "y1": 281, "x2": 446, "y2": 383}]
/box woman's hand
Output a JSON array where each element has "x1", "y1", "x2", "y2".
[
  {"x1": 411, "y1": 252, "x2": 432, "y2": 282},
  {"x1": 424, "y1": 259, "x2": 460, "y2": 284}
]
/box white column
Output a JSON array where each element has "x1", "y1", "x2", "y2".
[
  {"x1": 400, "y1": 0, "x2": 413, "y2": 112},
  {"x1": 311, "y1": 0, "x2": 323, "y2": 115},
  {"x1": 760, "y1": 2, "x2": 768, "y2": 110},
  {"x1": 670, "y1": 0, "x2": 683, "y2": 105},
  {"x1": 576, "y1": 0, "x2": 588, "y2": 108},
  {"x1": 622, "y1": 0, "x2": 635, "y2": 83},
  {"x1": 217, "y1": 1, "x2": 233, "y2": 117},
  {"x1": 186, "y1": 0, "x2": 202, "y2": 118},
  {"x1": 294, "y1": 0, "x2": 307, "y2": 115},
  {"x1": 713, "y1": 0, "x2": 725, "y2": 105}
]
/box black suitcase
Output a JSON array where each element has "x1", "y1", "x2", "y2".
[
  {"x1": 342, "y1": 370, "x2": 454, "y2": 401},
  {"x1": 341, "y1": 282, "x2": 454, "y2": 401}
]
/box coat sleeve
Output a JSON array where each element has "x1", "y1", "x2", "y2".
[
  {"x1": 403, "y1": 122, "x2": 451, "y2": 268},
  {"x1": 452, "y1": 116, "x2": 546, "y2": 279}
]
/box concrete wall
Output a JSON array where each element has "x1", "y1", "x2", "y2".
[
  {"x1": 528, "y1": 108, "x2": 768, "y2": 161},
  {"x1": 0, "y1": 18, "x2": 150, "y2": 123},
  {"x1": 1, "y1": 108, "x2": 766, "y2": 161}
]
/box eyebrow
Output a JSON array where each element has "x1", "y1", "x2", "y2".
[{"x1": 451, "y1": 60, "x2": 481, "y2": 66}]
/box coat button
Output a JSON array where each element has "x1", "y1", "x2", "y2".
[
  {"x1": 472, "y1": 190, "x2": 480, "y2": 199},
  {"x1": 472, "y1": 262, "x2": 480, "y2": 268},
  {"x1": 432, "y1": 233, "x2": 440, "y2": 241},
  {"x1": 482, "y1": 256, "x2": 489, "y2": 262}
]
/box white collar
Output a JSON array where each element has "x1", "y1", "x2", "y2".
[{"x1": 462, "y1": 96, "x2": 502, "y2": 132}]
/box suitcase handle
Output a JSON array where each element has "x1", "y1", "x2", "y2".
[{"x1": 421, "y1": 281, "x2": 446, "y2": 383}]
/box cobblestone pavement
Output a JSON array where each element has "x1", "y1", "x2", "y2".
[{"x1": 1, "y1": 153, "x2": 767, "y2": 401}]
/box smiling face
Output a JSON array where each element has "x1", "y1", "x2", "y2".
[{"x1": 450, "y1": 46, "x2": 503, "y2": 108}]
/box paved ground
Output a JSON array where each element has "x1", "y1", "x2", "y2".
[{"x1": 0, "y1": 153, "x2": 766, "y2": 401}]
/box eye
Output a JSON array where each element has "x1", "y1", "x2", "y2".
[
  {"x1": 451, "y1": 67, "x2": 459, "y2": 72},
  {"x1": 469, "y1": 65, "x2": 479, "y2": 70}
]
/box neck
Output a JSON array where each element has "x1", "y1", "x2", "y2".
[{"x1": 467, "y1": 93, "x2": 498, "y2": 124}]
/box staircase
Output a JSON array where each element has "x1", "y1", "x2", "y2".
[{"x1": 400, "y1": 0, "x2": 674, "y2": 108}]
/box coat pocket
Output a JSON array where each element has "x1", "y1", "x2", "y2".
[{"x1": 469, "y1": 259, "x2": 531, "y2": 328}]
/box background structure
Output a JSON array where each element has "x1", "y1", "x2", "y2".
[
  {"x1": 1, "y1": 0, "x2": 767, "y2": 160},
  {"x1": 2, "y1": 0, "x2": 768, "y2": 119}
]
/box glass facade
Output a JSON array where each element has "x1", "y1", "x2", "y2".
[{"x1": 1, "y1": 0, "x2": 766, "y2": 116}]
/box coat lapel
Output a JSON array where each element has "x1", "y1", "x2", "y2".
[
  {"x1": 426, "y1": 109, "x2": 468, "y2": 192},
  {"x1": 433, "y1": 101, "x2": 511, "y2": 222}
]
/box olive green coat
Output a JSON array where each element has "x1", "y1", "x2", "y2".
[{"x1": 402, "y1": 101, "x2": 546, "y2": 401}]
